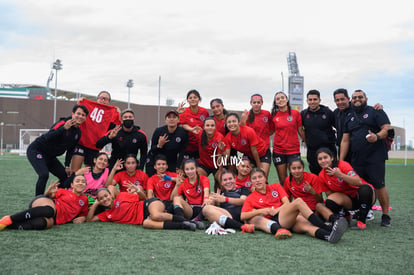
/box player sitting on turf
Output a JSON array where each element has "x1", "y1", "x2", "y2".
[
  {"x1": 240, "y1": 168, "x2": 348, "y2": 243},
  {"x1": 86, "y1": 186, "x2": 197, "y2": 231},
  {"x1": 146, "y1": 154, "x2": 183, "y2": 213},
  {"x1": 202, "y1": 169, "x2": 255, "y2": 233},
  {"x1": 0, "y1": 176, "x2": 88, "y2": 231}
]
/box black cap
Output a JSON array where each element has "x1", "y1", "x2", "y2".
[{"x1": 165, "y1": 110, "x2": 179, "y2": 118}]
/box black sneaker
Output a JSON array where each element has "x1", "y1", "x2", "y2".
[
  {"x1": 381, "y1": 214, "x2": 391, "y2": 227},
  {"x1": 191, "y1": 220, "x2": 206, "y2": 230},
  {"x1": 182, "y1": 221, "x2": 196, "y2": 231},
  {"x1": 328, "y1": 217, "x2": 348, "y2": 244}
]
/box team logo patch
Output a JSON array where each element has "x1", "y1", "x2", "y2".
[
  {"x1": 347, "y1": 170, "x2": 356, "y2": 177},
  {"x1": 79, "y1": 199, "x2": 85, "y2": 207},
  {"x1": 115, "y1": 201, "x2": 120, "y2": 208},
  {"x1": 134, "y1": 181, "x2": 141, "y2": 186},
  {"x1": 241, "y1": 139, "x2": 247, "y2": 146},
  {"x1": 176, "y1": 137, "x2": 181, "y2": 143},
  {"x1": 132, "y1": 138, "x2": 137, "y2": 143},
  {"x1": 75, "y1": 134, "x2": 79, "y2": 140},
  {"x1": 245, "y1": 181, "x2": 252, "y2": 187},
  {"x1": 36, "y1": 154, "x2": 43, "y2": 159},
  {"x1": 322, "y1": 114, "x2": 326, "y2": 119},
  {"x1": 146, "y1": 158, "x2": 150, "y2": 163},
  {"x1": 271, "y1": 191, "x2": 279, "y2": 198},
  {"x1": 164, "y1": 182, "x2": 171, "y2": 189},
  {"x1": 232, "y1": 142, "x2": 236, "y2": 147},
  {"x1": 351, "y1": 117, "x2": 355, "y2": 121},
  {"x1": 197, "y1": 186, "x2": 202, "y2": 193},
  {"x1": 287, "y1": 116, "x2": 293, "y2": 121},
  {"x1": 263, "y1": 116, "x2": 268, "y2": 123},
  {"x1": 306, "y1": 114, "x2": 310, "y2": 118},
  {"x1": 119, "y1": 137, "x2": 123, "y2": 141},
  {"x1": 212, "y1": 142, "x2": 218, "y2": 149},
  {"x1": 338, "y1": 178, "x2": 344, "y2": 183},
  {"x1": 200, "y1": 115, "x2": 206, "y2": 121},
  {"x1": 363, "y1": 114, "x2": 368, "y2": 119}
]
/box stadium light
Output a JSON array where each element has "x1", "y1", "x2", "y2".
[
  {"x1": 126, "y1": 79, "x2": 134, "y2": 109},
  {"x1": 52, "y1": 59, "x2": 63, "y2": 123}
]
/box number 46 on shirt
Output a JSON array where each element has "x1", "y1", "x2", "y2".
[{"x1": 90, "y1": 107, "x2": 105, "y2": 123}]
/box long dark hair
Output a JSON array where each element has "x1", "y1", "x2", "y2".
[
  {"x1": 210, "y1": 98, "x2": 228, "y2": 116},
  {"x1": 287, "y1": 158, "x2": 305, "y2": 183},
  {"x1": 186, "y1": 89, "x2": 201, "y2": 101},
  {"x1": 201, "y1": 116, "x2": 216, "y2": 149},
  {"x1": 125, "y1": 153, "x2": 139, "y2": 169},
  {"x1": 248, "y1": 93, "x2": 263, "y2": 123},
  {"x1": 316, "y1": 147, "x2": 338, "y2": 168},
  {"x1": 271, "y1": 91, "x2": 291, "y2": 118},
  {"x1": 182, "y1": 159, "x2": 200, "y2": 191}
]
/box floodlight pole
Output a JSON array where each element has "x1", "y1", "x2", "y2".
[
  {"x1": 52, "y1": 59, "x2": 63, "y2": 123},
  {"x1": 157, "y1": 76, "x2": 161, "y2": 127},
  {"x1": 0, "y1": 122, "x2": 4, "y2": 155},
  {"x1": 126, "y1": 79, "x2": 134, "y2": 109}
]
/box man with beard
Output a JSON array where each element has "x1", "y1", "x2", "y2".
[
  {"x1": 301, "y1": 89, "x2": 336, "y2": 175},
  {"x1": 96, "y1": 109, "x2": 148, "y2": 171},
  {"x1": 340, "y1": 90, "x2": 391, "y2": 227}
]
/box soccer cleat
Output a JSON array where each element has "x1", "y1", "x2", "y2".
[
  {"x1": 182, "y1": 221, "x2": 196, "y2": 231},
  {"x1": 190, "y1": 220, "x2": 206, "y2": 230},
  {"x1": 351, "y1": 221, "x2": 366, "y2": 230},
  {"x1": 275, "y1": 228, "x2": 292, "y2": 240},
  {"x1": 240, "y1": 224, "x2": 255, "y2": 233},
  {"x1": 381, "y1": 214, "x2": 391, "y2": 227},
  {"x1": 366, "y1": 210, "x2": 374, "y2": 221},
  {"x1": 0, "y1": 215, "x2": 12, "y2": 231},
  {"x1": 328, "y1": 217, "x2": 348, "y2": 243}
]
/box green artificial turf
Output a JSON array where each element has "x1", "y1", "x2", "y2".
[{"x1": 0, "y1": 155, "x2": 413, "y2": 274}]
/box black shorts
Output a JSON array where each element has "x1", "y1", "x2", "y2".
[
  {"x1": 225, "y1": 206, "x2": 242, "y2": 222},
  {"x1": 28, "y1": 195, "x2": 57, "y2": 224},
  {"x1": 190, "y1": 205, "x2": 203, "y2": 219},
  {"x1": 163, "y1": 200, "x2": 174, "y2": 214},
  {"x1": 143, "y1": 198, "x2": 161, "y2": 220},
  {"x1": 353, "y1": 162, "x2": 386, "y2": 189},
  {"x1": 72, "y1": 145, "x2": 99, "y2": 167},
  {"x1": 247, "y1": 149, "x2": 272, "y2": 166},
  {"x1": 198, "y1": 163, "x2": 218, "y2": 176},
  {"x1": 272, "y1": 152, "x2": 301, "y2": 166},
  {"x1": 270, "y1": 213, "x2": 280, "y2": 225}
]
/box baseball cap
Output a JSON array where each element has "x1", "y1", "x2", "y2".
[{"x1": 165, "y1": 110, "x2": 179, "y2": 118}]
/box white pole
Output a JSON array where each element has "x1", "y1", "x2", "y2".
[
  {"x1": 53, "y1": 69, "x2": 58, "y2": 123},
  {"x1": 404, "y1": 118, "x2": 407, "y2": 167},
  {"x1": 128, "y1": 87, "x2": 131, "y2": 109},
  {"x1": 0, "y1": 122, "x2": 4, "y2": 155}
]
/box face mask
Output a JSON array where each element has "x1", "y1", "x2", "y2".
[{"x1": 123, "y1": 119, "x2": 134, "y2": 128}]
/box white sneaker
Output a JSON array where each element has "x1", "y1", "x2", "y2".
[{"x1": 366, "y1": 210, "x2": 374, "y2": 221}]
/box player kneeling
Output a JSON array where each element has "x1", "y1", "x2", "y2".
[{"x1": 87, "y1": 184, "x2": 196, "y2": 231}]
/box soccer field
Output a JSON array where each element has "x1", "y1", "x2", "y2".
[{"x1": 0, "y1": 155, "x2": 413, "y2": 274}]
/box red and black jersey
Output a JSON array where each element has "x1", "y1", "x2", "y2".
[
  {"x1": 78, "y1": 98, "x2": 121, "y2": 151},
  {"x1": 271, "y1": 109, "x2": 302, "y2": 154},
  {"x1": 198, "y1": 130, "x2": 226, "y2": 169},
  {"x1": 179, "y1": 107, "x2": 209, "y2": 152},
  {"x1": 96, "y1": 126, "x2": 148, "y2": 170},
  {"x1": 224, "y1": 126, "x2": 268, "y2": 159},
  {"x1": 177, "y1": 175, "x2": 210, "y2": 205},
  {"x1": 146, "y1": 172, "x2": 178, "y2": 201},
  {"x1": 242, "y1": 183, "x2": 287, "y2": 218},
  {"x1": 54, "y1": 189, "x2": 88, "y2": 225},
  {"x1": 246, "y1": 109, "x2": 272, "y2": 148},
  {"x1": 113, "y1": 170, "x2": 149, "y2": 192},
  {"x1": 97, "y1": 192, "x2": 145, "y2": 225},
  {"x1": 284, "y1": 172, "x2": 321, "y2": 210}
]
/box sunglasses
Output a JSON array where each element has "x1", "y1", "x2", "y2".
[{"x1": 352, "y1": 95, "x2": 364, "y2": 100}]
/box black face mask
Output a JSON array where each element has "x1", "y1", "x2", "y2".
[{"x1": 123, "y1": 119, "x2": 134, "y2": 128}]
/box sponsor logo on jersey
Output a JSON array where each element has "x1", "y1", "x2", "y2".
[
  {"x1": 259, "y1": 198, "x2": 263, "y2": 203},
  {"x1": 287, "y1": 116, "x2": 293, "y2": 122},
  {"x1": 271, "y1": 191, "x2": 279, "y2": 198},
  {"x1": 79, "y1": 199, "x2": 85, "y2": 207},
  {"x1": 176, "y1": 137, "x2": 181, "y2": 143},
  {"x1": 263, "y1": 116, "x2": 268, "y2": 123},
  {"x1": 37, "y1": 153, "x2": 43, "y2": 159},
  {"x1": 351, "y1": 117, "x2": 355, "y2": 122},
  {"x1": 164, "y1": 182, "x2": 171, "y2": 189},
  {"x1": 241, "y1": 139, "x2": 247, "y2": 146},
  {"x1": 108, "y1": 214, "x2": 112, "y2": 219},
  {"x1": 190, "y1": 118, "x2": 194, "y2": 123},
  {"x1": 132, "y1": 138, "x2": 137, "y2": 143},
  {"x1": 363, "y1": 114, "x2": 368, "y2": 119}
]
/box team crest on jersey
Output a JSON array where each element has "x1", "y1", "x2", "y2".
[
  {"x1": 287, "y1": 116, "x2": 293, "y2": 121},
  {"x1": 338, "y1": 178, "x2": 344, "y2": 183},
  {"x1": 200, "y1": 115, "x2": 206, "y2": 121},
  {"x1": 119, "y1": 137, "x2": 123, "y2": 141},
  {"x1": 306, "y1": 114, "x2": 310, "y2": 119},
  {"x1": 75, "y1": 134, "x2": 79, "y2": 140},
  {"x1": 322, "y1": 114, "x2": 326, "y2": 119},
  {"x1": 347, "y1": 171, "x2": 356, "y2": 177},
  {"x1": 232, "y1": 142, "x2": 236, "y2": 147},
  {"x1": 134, "y1": 181, "x2": 141, "y2": 186},
  {"x1": 263, "y1": 116, "x2": 268, "y2": 123},
  {"x1": 115, "y1": 201, "x2": 120, "y2": 208},
  {"x1": 241, "y1": 139, "x2": 247, "y2": 146},
  {"x1": 176, "y1": 137, "x2": 181, "y2": 143},
  {"x1": 36, "y1": 154, "x2": 43, "y2": 159},
  {"x1": 271, "y1": 191, "x2": 279, "y2": 198},
  {"x1": 197, "y1": 186, "x2": 202, "y2": 193},
  {"x1": 164, "y1": 182, "x2": 171, "y2": 189},
  {"x1": 212, "y1": 142, "x2": 218, "y2": 149},
  {"x1": 245, "y1": 181, "x2": 252, "y2": 187},
  {"x1": 132, "y1": 138, "x2": 137, "y2": 143},
  {"x1": 146, "y1": 158, "x2": 150, "y2": 163},
  {"x1": 79, "y1": 199, "x2": 85, "y2": 207},
  {"x1": 363, "y1": 114, "x2": 368, "y2": 119}
]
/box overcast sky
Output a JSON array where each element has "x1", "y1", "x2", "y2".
[{"x1": 1, "y1": 0, "x2": 413, "y2": 143}]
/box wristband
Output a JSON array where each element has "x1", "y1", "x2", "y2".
[
  {"x1": 225, "y1": 197, "x2": 229, "y2": 203},
  {"x1": 163, "y1": 175, "x2": 172, "y2": 181}
]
